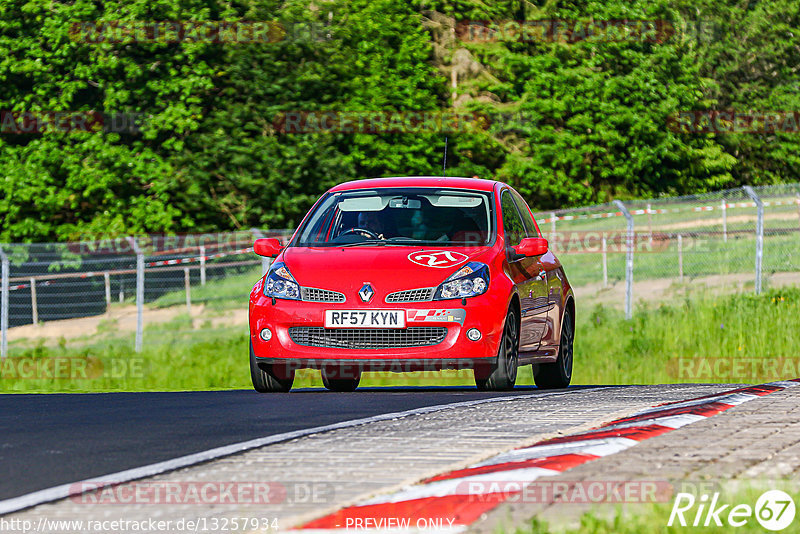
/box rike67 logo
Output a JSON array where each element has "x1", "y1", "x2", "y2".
[{"x1": 669, "y1": 490, "x2": 795, "y2": 531}]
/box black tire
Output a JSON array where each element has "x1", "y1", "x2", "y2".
[
  {"x1": 533, "y1": 308, "x2": 574, "y2": 389},
  {"x1": 475, "y1": 308, "x2": 519, "y2": 391},
  {"x1": 321, "y1": 367, "x2": 361, "y2": 392},
  {"x1": 249, "y1": 341, "x2": 294, "y2": 393}
]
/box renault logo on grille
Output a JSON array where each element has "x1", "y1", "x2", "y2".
[{"x1": 358, "y1": 283, "x2": 374, "y2": 303}]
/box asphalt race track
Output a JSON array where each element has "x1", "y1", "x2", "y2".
[{"x1": 0, "y1": 386, "x2": 587, "y2": 502}]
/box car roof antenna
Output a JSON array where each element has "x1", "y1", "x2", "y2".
[{"x1": 442, "y1": 136, "x2": 448, "y2": 178}]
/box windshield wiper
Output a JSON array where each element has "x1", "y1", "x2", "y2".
[
  {"x1": 386, "y1": 237, "x2": 423, "y2": 243},
  {"x1": 337, "y1": 240, "x2": 387, "y2": 247},
  {"x1": 337, "y1": 239, "x2": 418, "y2": 247}
]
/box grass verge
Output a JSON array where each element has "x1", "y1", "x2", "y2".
[{"x1": 2, "y1": 287, "x2": 799, "y2": 392}]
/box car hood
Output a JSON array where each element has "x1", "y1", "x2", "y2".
[{"x1": 282, "y1": 246, "x2": 493, "y2": 297}]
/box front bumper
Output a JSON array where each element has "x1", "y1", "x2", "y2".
[{"x1": 249, "y1": 291, "x2": 505, "y2": 371}]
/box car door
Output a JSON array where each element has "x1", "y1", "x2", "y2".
[
  {"x1": 500, "y1": 190, "x2": 548, "y2": 352},
  {"x1": 510, "y1": 189, "x2": 556, "y2": 348}
]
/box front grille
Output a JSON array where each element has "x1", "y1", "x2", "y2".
[
  {"x1": 301, "y1": 287, "x2": 346, "y2": 303},
  {"x1": 288, "y1": 327, "x2": 447, "y2": 349},
  {"x1": 385, "y1": 287, "x2": 435, "y2": 303}
]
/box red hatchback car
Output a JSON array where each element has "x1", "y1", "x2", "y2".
[{"x1": 249, "y1": 177, "x2": 575, "y2": 392}]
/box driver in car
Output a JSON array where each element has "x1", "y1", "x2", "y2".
[{"x1": 357, "y1": 211, "x2": 386, "y2": 239}]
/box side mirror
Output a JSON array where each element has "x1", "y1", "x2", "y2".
[
  {"x1": 254, "y1": 238, "x2": 282, "y2": 257},
  {"x1": 515, "y1": 237, "x2": 548, "y2": 257}
]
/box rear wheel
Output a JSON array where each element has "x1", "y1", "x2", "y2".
[
  {"x1": 533, "y1": 308, "x2": 573, "y2": 389},
  {"x1": 249, "y1": 342, "x2": 294, "y2": 393},
  {"x1": 475, "y1": 308, "x2": 519, "y2": 391},
  {"x1": 321, "y1": 366, "x2": 361, "y2": 392}
]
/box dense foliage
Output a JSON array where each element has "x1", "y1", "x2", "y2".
[{"x1": 1, "y1": 0, "x2": 798, "y2": 241}]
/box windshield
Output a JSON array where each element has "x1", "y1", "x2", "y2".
[{"x1": 293, "y1": 188, "x2": 495, "y2": 247}]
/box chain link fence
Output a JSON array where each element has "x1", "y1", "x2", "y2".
[
  {"x1": 2, "y1": 183, "x2": 799, "y2": 358},
  {"x1": 0, "y1": 230, "x2": 291, "y2": 358},
  {"x1": 534, "y1": 183, "x2": 800, "y2": 317}
]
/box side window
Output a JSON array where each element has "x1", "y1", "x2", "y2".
[
  {"x1": 511, "y1": 191, "x2": 538, "y2": 237},
  {"x1": 501, "y1": 191, "x2": 526, "y2": 247}
]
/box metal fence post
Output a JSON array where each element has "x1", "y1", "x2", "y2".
[
  {"x1": 104, "y1": 272, "x2": 111, "y2": 310},
  {"x1": 251, "y1": 228, "x2": 271, "y2": 276},
  {"x1": 743, "y1": 186, "x2": 763, "y2": 294},
  {"x1": 613, "y1": 200, "x2": 634, "y2": 319},
  {"x1": 796, "y1": 194, "x2": 800, "y2": 233},
  {"x1": 128, "y1": 237, "x2": 144, "y2": 352},
  {"x1": 184, "y1": 267, "x2": 192, "y2": 314},
  {"x1": 0, "y1": 246, "x2": 8, "y2": 360},
  {"x1": 199, "y1": 246, "x2": 206, "y2": 286},
  {"x1": 550, "y1": 212, "x2": 557, "y2": 243},
  {"x1": 647, "y1": 202, "x2": 653, "y2": 245},
  {"x1": 721, "y1": 199, "x2": 727, "y2": 243},
  {"x1": 30, "y1": 278, "x2": 38, "y2": 324},
  {"x1": 601, "y1": 234, "x2": 608, "y2": 288},
  {"x1": 678, "y1": 234, "x2": 684, "y2": 281}
]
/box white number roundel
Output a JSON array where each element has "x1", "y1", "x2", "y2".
[{"x1": 408, "y1": 251, "x2": 469, "y2": 268}]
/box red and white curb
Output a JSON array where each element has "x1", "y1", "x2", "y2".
[{"x1": 297, "y1": 380, "x2": 800, "y2": 532}]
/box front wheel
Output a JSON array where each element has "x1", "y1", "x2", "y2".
[
  {"x1": 250, "y1": 342, "x2": 294, "y2": 393},
  {"x1": 533, "y1": 308, "x2": 573, "y2": 389},
  {"x1": 475, "y1": 308, "x2": 519, "y2": 391}
]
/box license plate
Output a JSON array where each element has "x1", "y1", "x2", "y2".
[{"x1": 324, "y1": 310, "x2": 406, "y2": 329}]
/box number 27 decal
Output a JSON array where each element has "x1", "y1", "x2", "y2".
[{"x1": 408, "y1": 251, "x2": 469, "y2": 268}]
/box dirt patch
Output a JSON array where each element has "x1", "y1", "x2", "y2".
[
  {"x1": 655, "y1": 210, "x2": 800, "y2": 232},
  {"x1": 7, "y1": 304, "x2": 247, "y2": 345},
  {"x1": 574, "y1": 271, "x2": 800, "y2": 310}
]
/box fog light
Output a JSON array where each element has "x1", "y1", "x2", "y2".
[
  {"x1": 466, "y1": 328, "x2": 482, "y2": 341},
  {"x1": 259, "y1": 328, "x2": 273, "y2": 342}
]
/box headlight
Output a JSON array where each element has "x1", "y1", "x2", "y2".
[
  {"x1": 263, "y1": 262, "x2": 300, "y2": 300},
  {"x1": 434, "y1": 262, "x2": 490, "y2": 300}
]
